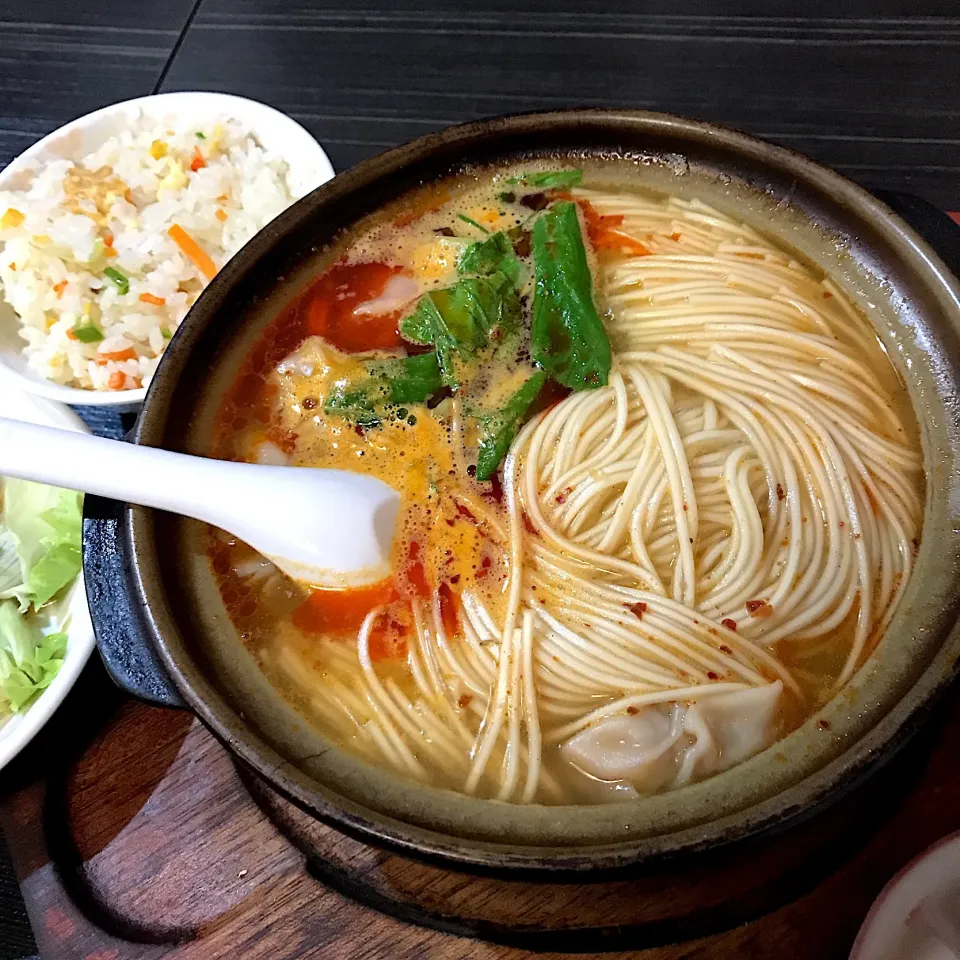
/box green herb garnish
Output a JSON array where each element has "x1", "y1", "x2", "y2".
[
  {"x1": 70, "y1": 323, "x2": 104, "y2": 343},
  {"x1": 325, "y1": 179, "x2": 609, "y2": 483},
  {"x1": 402, "y1": 294, "x2": 472, "y2": 388},
  {"x1": 457, "y1": 214, "x2": 490, "y2": 235},
  {"x1": 196, "y1": 131, "x2": 206, "y2": 140},
  {"x1": 365, "y1": 351, "x2": 444, "y2": 405},
  {"x1": 458, "y1": 231, "x2": 521, "y2": 286},
  {"x1": 530, "y1": 201, "x2": 611, "y2": 391},
  {"x1": 506, "y1": 169, "x2": 583, "y2": 190},
  {"x1": 103, "y1": 266, "x2": 129, "y2": 296},
  {"x1": 401, "y1": 276, "x2": 520, "y2": 388},
  {"x1": 474, "y1": 371, "x2": 547, "y2": 481},
  {"x1": 323, "y1": 352, "x2": 445, "y2": 426},
  {"x1": 323, "y1": 385, "x2": 382, "y2": 428}
]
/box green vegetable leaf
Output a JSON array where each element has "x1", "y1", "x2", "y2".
[
  {"x1": 365, "y1": 351, "x2": 444, "y2": 405},
  {"x1": 71, "y1": 323, "x2": 104, "y2": 343},
  {"x1": 324, "y1": 352, "x2": 445, "y2": 426},
  {"x1": 0, "y1": 601, "x2": 66, "y2": 713},
  {"x1": 1, "y1": 480, "x2": 82, "y2": 610},
  {"x1": 474, "y1": 371, "x2": 547, "y2": 481},
  {"x1": 458, "y1": 231, "x2": 521, "y2": 286},
  {"x1": 0, "y1": 529, "x2": 22, "y2": 597},
  {"x1": 457, "y1": 214, "x2": 490, "y2": 235},
  {"x1": 400, "y1": 295, "x2": 443, "y2": 346},
  {"x1": 323, "y1": 384, "x2": 382, "y2": 428},
  {"x1": 506, "y1": 169, "x2": 583, "y2": 190},
  {"x1": 401, "y1": 277, "x2": 520, "y2": 388},
  {"x1": 400, "y1": 296, "x2": 464, "y2": 388},
  {"x1": 103, "y1": 266, "x2": 129, "y2": 296},
  {"x1": 429, "y1": 285, "x2": 492, "y2": 349},
  {"x1": 530, "y1": 201, "x2": 611, "y2": 391}
]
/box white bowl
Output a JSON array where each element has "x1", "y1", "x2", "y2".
[
  {"x1": 0, "y1": 91, "x2": 335, "y2": 408},
  {"x1": 850, "y1": 831, "x2": 960, "y2": 960},
  {"x1": 0, "y1": 379, "x2": 95, "y2": 771}
]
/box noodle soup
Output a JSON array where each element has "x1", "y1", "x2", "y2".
[{"x1": 207, "y1": 162, "x2": 923, "y2": 805}]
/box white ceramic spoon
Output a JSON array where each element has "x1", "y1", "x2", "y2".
[{"x1": 0, "y1": 417, "x2": 400, "y2": 588}]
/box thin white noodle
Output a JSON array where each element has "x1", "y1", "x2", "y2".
[{"x1": 270, "y1": 186, "x2": 920, "y2": 803}]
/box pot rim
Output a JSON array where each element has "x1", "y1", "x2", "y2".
[{"x1": 127, "y1": 108, "x2": 960, "y2": 874}]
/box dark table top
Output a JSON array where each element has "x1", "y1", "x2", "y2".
[
  {"x1": 3, "y1": 0, "x2": 960, "y2": 208},
  {"x1": 1, "y1": 1, "x2": 959, "y2": 957}
]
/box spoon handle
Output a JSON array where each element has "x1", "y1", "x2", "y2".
[{"x1": 0, "y1": 416, "x2": 235, "y2": 518}]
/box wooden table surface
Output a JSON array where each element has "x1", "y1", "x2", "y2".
[
  {"x1": 2, "y1": 1, "x2": 960, "y2": 957},
  {"x1": 2, "y1": 660, "x2": 960, "y2": 960}
]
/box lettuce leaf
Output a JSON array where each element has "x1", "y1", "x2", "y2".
[
  {"x1": 0, "y1": 527, "x2": 22, "y2": 598},
  {"x1": 0, "y1": 479, "x2": 82, "y2": 609},
  {"x1": 0, "y1": 600, "x2": 67, "y2": 713}
]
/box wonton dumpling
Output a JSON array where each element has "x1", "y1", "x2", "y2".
[
  {"x1": 573, "y1": 776, "x2": 641, "y2": 805},
  {"x1": 561, "y1": 705, "x2": 683, "y2": 793},
  {"x1": 351, "y1": 272, "x2": 420, "y2": 316},
  {"x1": 675, "y1": 702, "x2": 716, "y2": 786},
  {"x1": 676, "y1": 681, "x2": 784, "y2": 784},
  {"x1": 275, "y1": 335, "x2": 332, "y2": 379}
]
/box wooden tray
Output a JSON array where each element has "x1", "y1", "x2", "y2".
[{"x1": 1, "y1": 659, "x2": 960, "y2": 959}]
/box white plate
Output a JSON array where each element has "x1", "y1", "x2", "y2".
[
  {"x1": 0, "y1": 381, "x2": 94, "y2": 771},
  {"x1": 850, "y1": 831, "x2": 960, "y2": 960},
  {"x1": 0, "y1": 90, "x2": 335, "y2": 407}
]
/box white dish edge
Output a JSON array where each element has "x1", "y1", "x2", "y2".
[{"x1": 0, "y1": 381, "x2": 94, "y2": 770}]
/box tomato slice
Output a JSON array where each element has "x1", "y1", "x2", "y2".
[
  {"x1": 554, "y1": 194, "x2": 650, "y2": 258},
  {"x1": 292, "y1": 579, "x2": 398, "y2": 634},
  {"x1": 305, "y1": 262, "x2": 407, "y2": 352}
]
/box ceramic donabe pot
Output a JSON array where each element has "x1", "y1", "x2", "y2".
[{"x1": 84, "y1": 111, "x2": 960, "y2": 876}]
